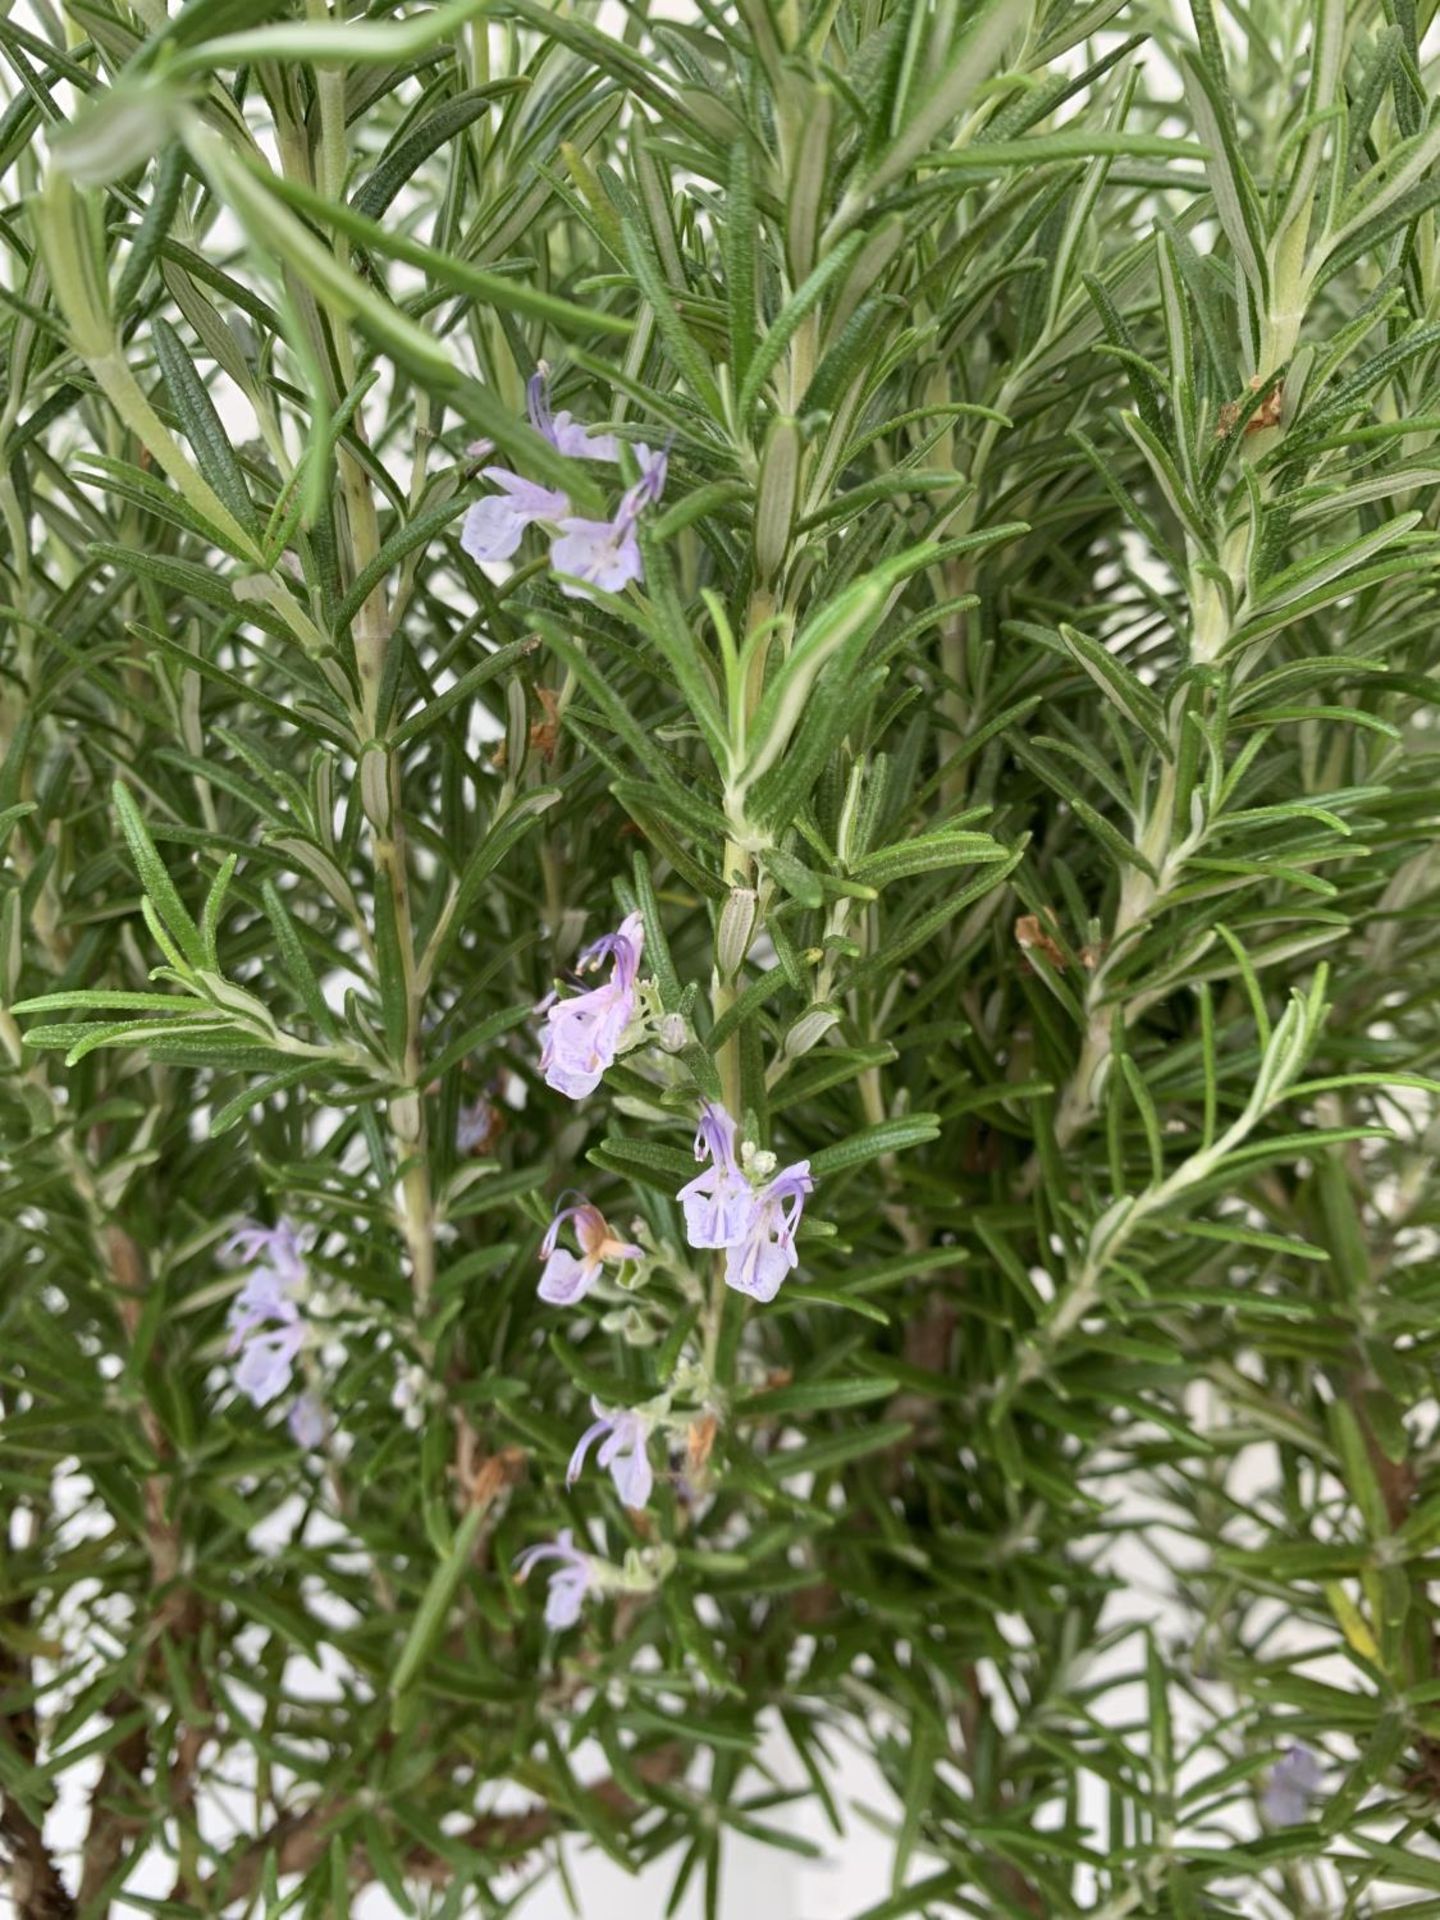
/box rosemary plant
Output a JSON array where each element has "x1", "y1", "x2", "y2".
[{"x1": 3, "y1": 0, "x2": 1440, "y2": 1911}]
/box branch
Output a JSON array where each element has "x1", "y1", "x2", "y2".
[
  {"x1": 207, "y1": 1743, "x2": 687, "y2": 1907},
  {"x1": 0, "y1": 1814, "x2": 78, "y2": 1920},
  {"x1": 76, "y1": 1716, "x2": 149, "y2": 1913},
  {"x1": 0, "y1": 1398, "x2": 77, "y2": 1920},
  {"x1": 0, "y1": 1642, "x2": 75, "y2": 1918},
  {"x1": 81, "y1": 1226, "x2": 195, "y2": 1906}
]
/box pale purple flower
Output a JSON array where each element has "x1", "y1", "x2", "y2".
[
  {"x1": 459, "y1": 373, "x2": 628, "y2": 565},
  {"x1": 224, "y1": 1220, "x2": 307, "y2": 1407},
  {"x1": 227, "y1": 1265, "x2": 299, "y2": 1343},
  {"x1": 676, "y1": 1108, "x2": 815, "y2": 1304},
  {"x1": 287, "y1": 1392, "x2": 327, "y2": 1449},
  {"x1": 550, "y1": 514, "x2": 643, "y2": 596},
  {"x1": 538, "y1": 1194, "x2": 642, "y2": 1306},
  {"x1": 678, "y1": 1104, "x2": 757, "y2": 1250},
  {"x1": 234, "y1": 1322, "x2": 305, "y2": 1406},
  {"x1": 527, "y1": 369, "x2": 620, "y2": 462},
  {"x1": 1262, "y1": 1744, "x2": 1322, "y2": 1825},
  {"x1": 461, "y1": 470, "x2": 569, "y2": 564},
  {"x1": 460, "y1": 370, "x2": 663, "y2": 589},
  {"x1": 567, "y1": 1398, "x2": 654, "y2": 1509},
  {"x1": 725, "y1": 1162, "x2": 814, "y2": 1303},
  {"x1": 551, "y1": 448, "x2": 668, "y2": 600},
  {"x1": 539, "y1": 910, "x2": 646, "y2": 1098},
  {"x1": 630, "y1": 444, "x2": 668, "y2": 506},
  {"x1": 515, "y1": 1527, "x2": 593, "y2": 1630},
  {"x1": 223, "y1": 1220, "x2": 305, "y2": 1289}
]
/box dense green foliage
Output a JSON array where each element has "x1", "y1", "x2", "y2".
[{"x1": 3, "y1": 0, "x2": 1440, "y2": 1910}]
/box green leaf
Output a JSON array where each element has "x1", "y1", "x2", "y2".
[
  {"x1": 151, "y1": 315, "x2": 257, "y2": 538},
  {"x1": 334, "y1": 493, "x2": 466, "y2": 638},
  {"x1": 736, "y1": 1376, "x2": 899, "y2": 1418},
  {"x1": 849, "y1": 830, "x2": 1006, "y2": 887},
  {"x1": 112, "y1": 781, "x2": 206, "y2": 969},
  {"x1": 114, "y1": 140, "x2": 188, "y2": 312},
  {"x1": 172, "y1": 0, "x2": 502, "y2": 72},
  {"x1": 848, "y1": 1869, "x2": 964, "y2": 1918},
  {"x1": 621, "y1": 216, "x2": 720, "y2": 414},
  {"x1": 840, "y1": 0, "x2": 1026, "y2": 211},
  {"x1": 725, "y1": 138, "x2": 757, "y2": 383},
  {"x1": 262, "y1": 880, "x2": 339, "y2": 1041},
  {"x1": 1180, "y1": 49, "x2": 1268, "y2": 305},
  {"x1": 351, "y1": 83, "x2": 523, "y2": 220},
  {"x1": 736, "y1": 233, "x2": 863, "y2": 428},
  {"x1": 1051, "y1": 622, "x2": 1171, "y2": 756},
  {"x1": 808, "y1": 1116, "x2": 941, "y2": 1175},
  {"x1": 267, "y1": 164, "x2": 632, "y2": 341},
  {"x1": 390, "y1": 1504, "x2": 484, "y2": 1703},
  {"x1": 769, "y1": 1420, "x2": 912, "y2": 1477}
]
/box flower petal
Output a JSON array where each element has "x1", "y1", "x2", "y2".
[
  {"x1": 724, "y1": 1230, "x2": 793, "y2": 1303},
  {"x1": 550, "y1": 517, "x2": 643, "y2": 598},
  {"x1": 544, "y1": 1565, "x2": 589, "y2": 1630},
  {"x1": 550, "y1": 411, "x2": 620, "y2": 462},
  {"x1": 287, "y1": 1393, "x2": 327, "y2": 1448},
  {"x1": 612, "y1": 1430, "x2": 653, "y2": 1509},
  {"x1": 567, "y1": 1416, "x2": 609, "y2": 1486},
  {"x1": 461, "y1": 472, "x2": 569, "y2": 564},
  {"x1": 537, "y1": 1247, "x2": 596, "y2": 1306}
]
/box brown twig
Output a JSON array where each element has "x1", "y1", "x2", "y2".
[
  {"x1": 76, "y1": 1717, "x2": 150, "y2": 1913},
  {"x1": 207, "y1": 1742, "x2": 688, "y2": 1906},
  {"x1": 104, "y1": 1227, "x2": 183, "y2": 1604},
  {"x1": 0, "y1": 1626, "x2": 78, "y2": 1920},
  {"x1": 0, "y1": 1814, "x2": 78, "y2": 1920},
  {"x1": 80, "y1": 1226, "x2": 200, "y2": 1905},
  {"x1": 0, "y1": 1467, "x2": 77, "y2": 1920}
]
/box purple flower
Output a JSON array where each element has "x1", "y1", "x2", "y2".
[
  {"x1": 550, "y1": 514, "x2": 644, "y2": 596},
  {"x1": 527, "y1": 369, "x2": 620, "y2": 462},
  {"x1": 675, "y1": 1108, "x2": 815, "y2": 1304},
  {"x1": 628, "y1": 444, "x2": 668, "y2": 509},
  {"x1": 567, "y1": 1398, "x2": 654, "y2": 1509},
  {"x1": 224, "y1": 1220, "x2": 307, "y2": 1407},
  {"x1": 551, "y1": 448, "x2": 668, "y2": 601},
  {"x1": 461, "y1": 470, "x2": 569, "y2": 564},
  {"x1": 227, "y1": 1266, "x2": 299, "y2": 1343},
  {"x1": 678, "y1": 1104, "x2": 758, "y2": 1250},
  {"x1": 287, "y1": 1392, "x2": 327, "y2": 1449},
  {"x1": 459, "y1": 373, "x2": 628, "y2": 566},
  {"x1": 224, "y1": 1221, "x2": 305, "y2": 1288},
  {"x1": 234, "y1": 1322, "x2": 305, "y2": 1406},
  {"x1": 725, "y1": 1162, "x2": 814, "y2": 1303},
  {"x1": 515, "y1": 1527, "x2": 593, "y2": 1630},
  {"x1": 539, "y1": 910, "x2": 646, "y2": 1098},
  {"x1": 459, "y1": 372, "x2": 663, "y2": 590},
  {"x1": 1262, "y1": 1744, "x2": 1322, "y2": 1825},
  {"x1": 538, "y1": 1195, "x2": 642, "y2": 1306}
]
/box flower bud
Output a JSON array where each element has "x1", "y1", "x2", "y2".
[
  {"x1": 181, "y1": 667, "x2": 203, "y2": 759},
  {"x1": 0, "y1": 891, "x2": 21, "y2": 1014},
  {"x1": 716, "y1": 887, "x2": 759, "y2": 980},
  {"x1": 359, "y1": 742, "x2": 391, "y2": 834},
  {"x1": 784, "y1": 1005, "x2": 840, "y2": 1059},
  {"x1": 656, "y1": 1011, "x2": 690, "y2": 1053}
]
